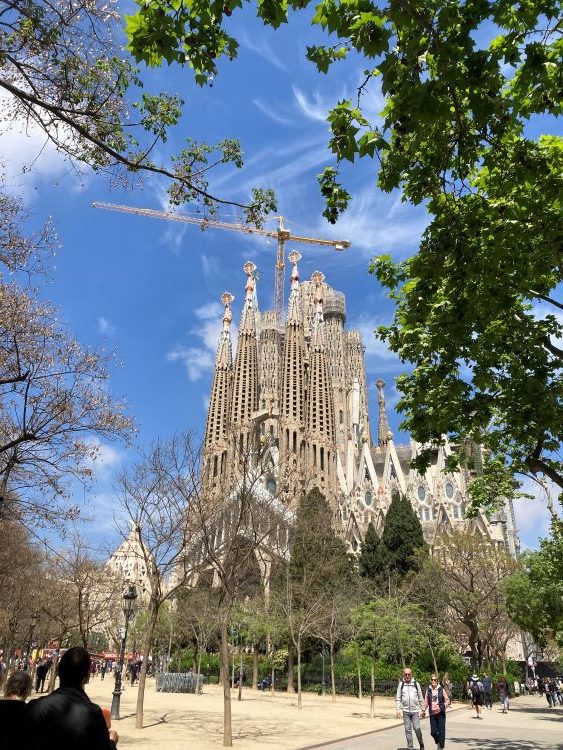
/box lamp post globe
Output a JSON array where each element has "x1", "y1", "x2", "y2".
[{"x1": 110, "y1": 584, "x2": 138, "y2": 720}]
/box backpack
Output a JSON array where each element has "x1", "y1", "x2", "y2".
[
  {"x1": 470, "y1": 679, "x2": 484, "y2": 695},
  {"x1": 399, "y1": 679, "x2": 421, "y2": 699}
]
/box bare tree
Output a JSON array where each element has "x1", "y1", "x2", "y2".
[
  {"x1": 115, "y1": 432, "x2": 202, "y2": 729},
  {"x1": 420, "y1": 530, "x2": 518, "y2": 669},
  {"x1": 174, "y1": 587, "x2": 219, "y2": 679},
  {"x1": 51, "y1": 533, "x2": 121, "y2": 648},
  {"x1": 187, "y1": 436, "x2": 288, "y2": 746},
  {"x1": 275, "y1": 487, "x2": 352, "y2": 710},
  {"x1": 0, "y1": 190, "x2": 133, "y2": 529}
]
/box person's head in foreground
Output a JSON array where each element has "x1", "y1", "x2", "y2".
[
  {"x1": 58, "y1": 647, "x2": 91, "y2": 689},
  {"x1": 5, "y1": 671, "x2": 32, "y2": 700}
]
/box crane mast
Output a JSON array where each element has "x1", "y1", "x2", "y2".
[{"x1": 92, "y1": 201, "x2": 350, "y2": 320}]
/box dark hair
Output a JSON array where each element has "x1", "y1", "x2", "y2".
[
  {"x1": 58, "y1": 646, "x2": 91, "y2": 687},
  {"x1": 5, "y1": 670, "x2": 32, "y2": 699}
]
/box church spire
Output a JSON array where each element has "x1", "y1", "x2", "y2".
[
  {"x1": 376, "y1": 378, "x2": 392, "y2": 446},
  {"x1": 231, "y1": 261, "x2": 260, "y2": 431},
  {"x1": 311, "y1": 270, "x2": 325, "y2": 348},
  {"x1": 286, "y1": 250, "x2": 302, "y2": 324},
  {"x1": 239, "y1": 260, "x2": 258, "y2": 333},
  {"x1": 216, "y1": 291, "x2": 234, "y2": 368},
  {"x1": 203, "y1": 291, "x2": 235, "y2": 482}
]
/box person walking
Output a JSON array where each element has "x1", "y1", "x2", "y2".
[
  {"x1": 468, "y1": 673, "x2": 484, "y2": 719},
  {"x1": 395, "y1": 667, "x2": 425, "y2": 750},
  {"x1": 422, "y1": 673, "x2": 451, "y2": 749},
  {"x1": 100, "y1": 660, "x2": 107, "y2": 681},
  {"x1": 27, "y1": 646, "x2": 118, "y2": 750},
  {"x1": 497, "y1": 676, "x2": 510, "y2": 713},
  {"x1": 482, "y1": 672, "x2": 493, "y2": 710},
  {"x1": 35, "y1": 659, "x2": 49, "y2": 693}
]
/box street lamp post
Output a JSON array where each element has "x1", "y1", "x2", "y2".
[
  {"x1": 110, "y1": 584, "x2": 138, "y2": 720},
  {"x1": 24, "y1": 613, "x2": 39, "y2": 671}
]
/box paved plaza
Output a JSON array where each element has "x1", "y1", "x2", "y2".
[{"x1": 55, "y1": 678, "x2": 562, "y2": 750}]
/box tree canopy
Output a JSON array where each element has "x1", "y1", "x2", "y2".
[
  {"x1": 124, "y1": 0, "x2": 563, "y2": 503},
  {"x1": 504, "y1": 520, "x2": 563, "y2": 651},
  {"x1": 0, "y1": 0, "x2": 275, "y2": 223}
]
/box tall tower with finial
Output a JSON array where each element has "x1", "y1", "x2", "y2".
[
  {"x1": 278, "y1": 251, "x2": 308, "y2": 504},
  {"x1": 305, "y1": 271, "x2": 337, "y2": 508},
  {"x1": 203, "y1": 291, "x2": 235, "y2": 491},
  {"x1": 376, "y1": 378, "x2": 392, "y2": 446},
  {"x1": 230, "y1": 261, "x2": 260, "y2": 458}
]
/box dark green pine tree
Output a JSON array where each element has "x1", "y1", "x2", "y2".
[
  {"x1": 358, "y1": 521, "x2": 386, "y2": 579},
  {"x1": 289, "y1": 486, "x2": 352, "y2": 600},
  {"x1": 380, "y1": 490, "x2": 426, "y2": 577}
]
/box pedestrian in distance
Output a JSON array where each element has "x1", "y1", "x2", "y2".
[
  {"x1": 27, "y1": 646, "x2": 118, "y2": 750},
  {"x1": 481, "y1": 672, "x2": 493, "y2": 709},
  {"x1": 422, "y1": 673, "x2": 451, "y2": 750},
  {"x1": 468, "y1": 673, "x2": 484, "y2": 718},
  {"x1": 35, "y1": 659, "x2": 50, "y2": 693},
  {"x1": 0, "y1": 670, "x2": 32, "y2": 750},
  {"x1": 395, "y1": 667, "x2": 425, "y2": 750},
  {"x1": 497, "y1": 676, "x2": 510, "y2": 713}
]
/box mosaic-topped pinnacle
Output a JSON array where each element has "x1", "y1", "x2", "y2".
[{"x1": 311, "y1": 270, "x2": 325, "y2": 286}]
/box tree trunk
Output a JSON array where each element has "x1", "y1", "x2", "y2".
[
  {"x1": 287, "y1": 647, "x2": 295, "y2": 693},
  {"x1": 297, "y1": 637, "x2": 302, "y2": 710},
  {"x1": 356, "y1": 643, "x2": 362, "y2": 699},
  {"x1": 135, "y1": 601, "x2": 160, "y2": 729},
  {"x1": 48, "y1": 651, "x2": 61, "y2": 693},
  {"x1": 237, "y1": 647, "x2": 243, "y2": 701},
  {"x1": 252, "y1": 643, "x2": 258, "y2": 689},
  {"x1": 370, "y1": 661, "x2": 375, "y2": 718},
  {"x1": 219, "y1": 607, "x2": 232, "y2": 747},
  {"x1": 197, "y1": 652, "x2": 203, "y2": 689},
  {"x1": 427, "y1": 636, "x2": 438, "y2": 675},
  {"x1": 270, "y1": 645, "x2": 276, "y2": 695},
  {"x1": 330, "y1": 641, "x2": 336, "y2": 702}
]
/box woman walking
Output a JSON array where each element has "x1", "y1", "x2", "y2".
[
  {"x1": 497, "y1": 676, "x2": 510, "y2": 713},
  {"x1": 422, "y1": 673, "x2": 451, "y2": 750}
]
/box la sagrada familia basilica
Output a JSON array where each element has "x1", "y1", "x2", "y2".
[{"x1": 201, "y1": 252, "x2": 520, "y2": 558}]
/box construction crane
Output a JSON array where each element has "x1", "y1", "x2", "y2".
[{"x1": 92, "y1": 201, "x2": 350, "y2": 321}]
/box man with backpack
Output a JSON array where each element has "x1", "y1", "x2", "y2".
[
  {"x1": 395, "y1": 667, "x2": 425, "y2": 750},
  {"x1": 468, "y1": 673, "x2": 484, "y2": 718}
]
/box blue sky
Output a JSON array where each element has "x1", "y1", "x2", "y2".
[{"x1": 2, "y1": 5, "x2": 560, "y2": 553}]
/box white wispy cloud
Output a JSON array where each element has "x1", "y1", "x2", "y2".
[
  {"x1": 238, "y1": 29, "x2": 288, "y2": 72},
  {"x1": 253, "y1": 98, "x2": 294, "y2": 125},
  {"x1": 292, "y1": 86, "x2": 330, "y2": 122},
  {"x1": 167, "y1": 300, "x2": 230, "y2": 380},
  {"x1": 97, "y1": 316, "x2": 115, "y2": 336},
  {"x1": 315, "y1": 184, "x2": 428, "y2": 258}
]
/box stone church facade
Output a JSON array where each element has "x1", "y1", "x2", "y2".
[{"x1": 202, "y1": 254, "x2": 520, "y2": 557}]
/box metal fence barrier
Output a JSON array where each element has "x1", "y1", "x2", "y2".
[{"x1": 156, "y1": 672, "x2": 203, "y2": 694}]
